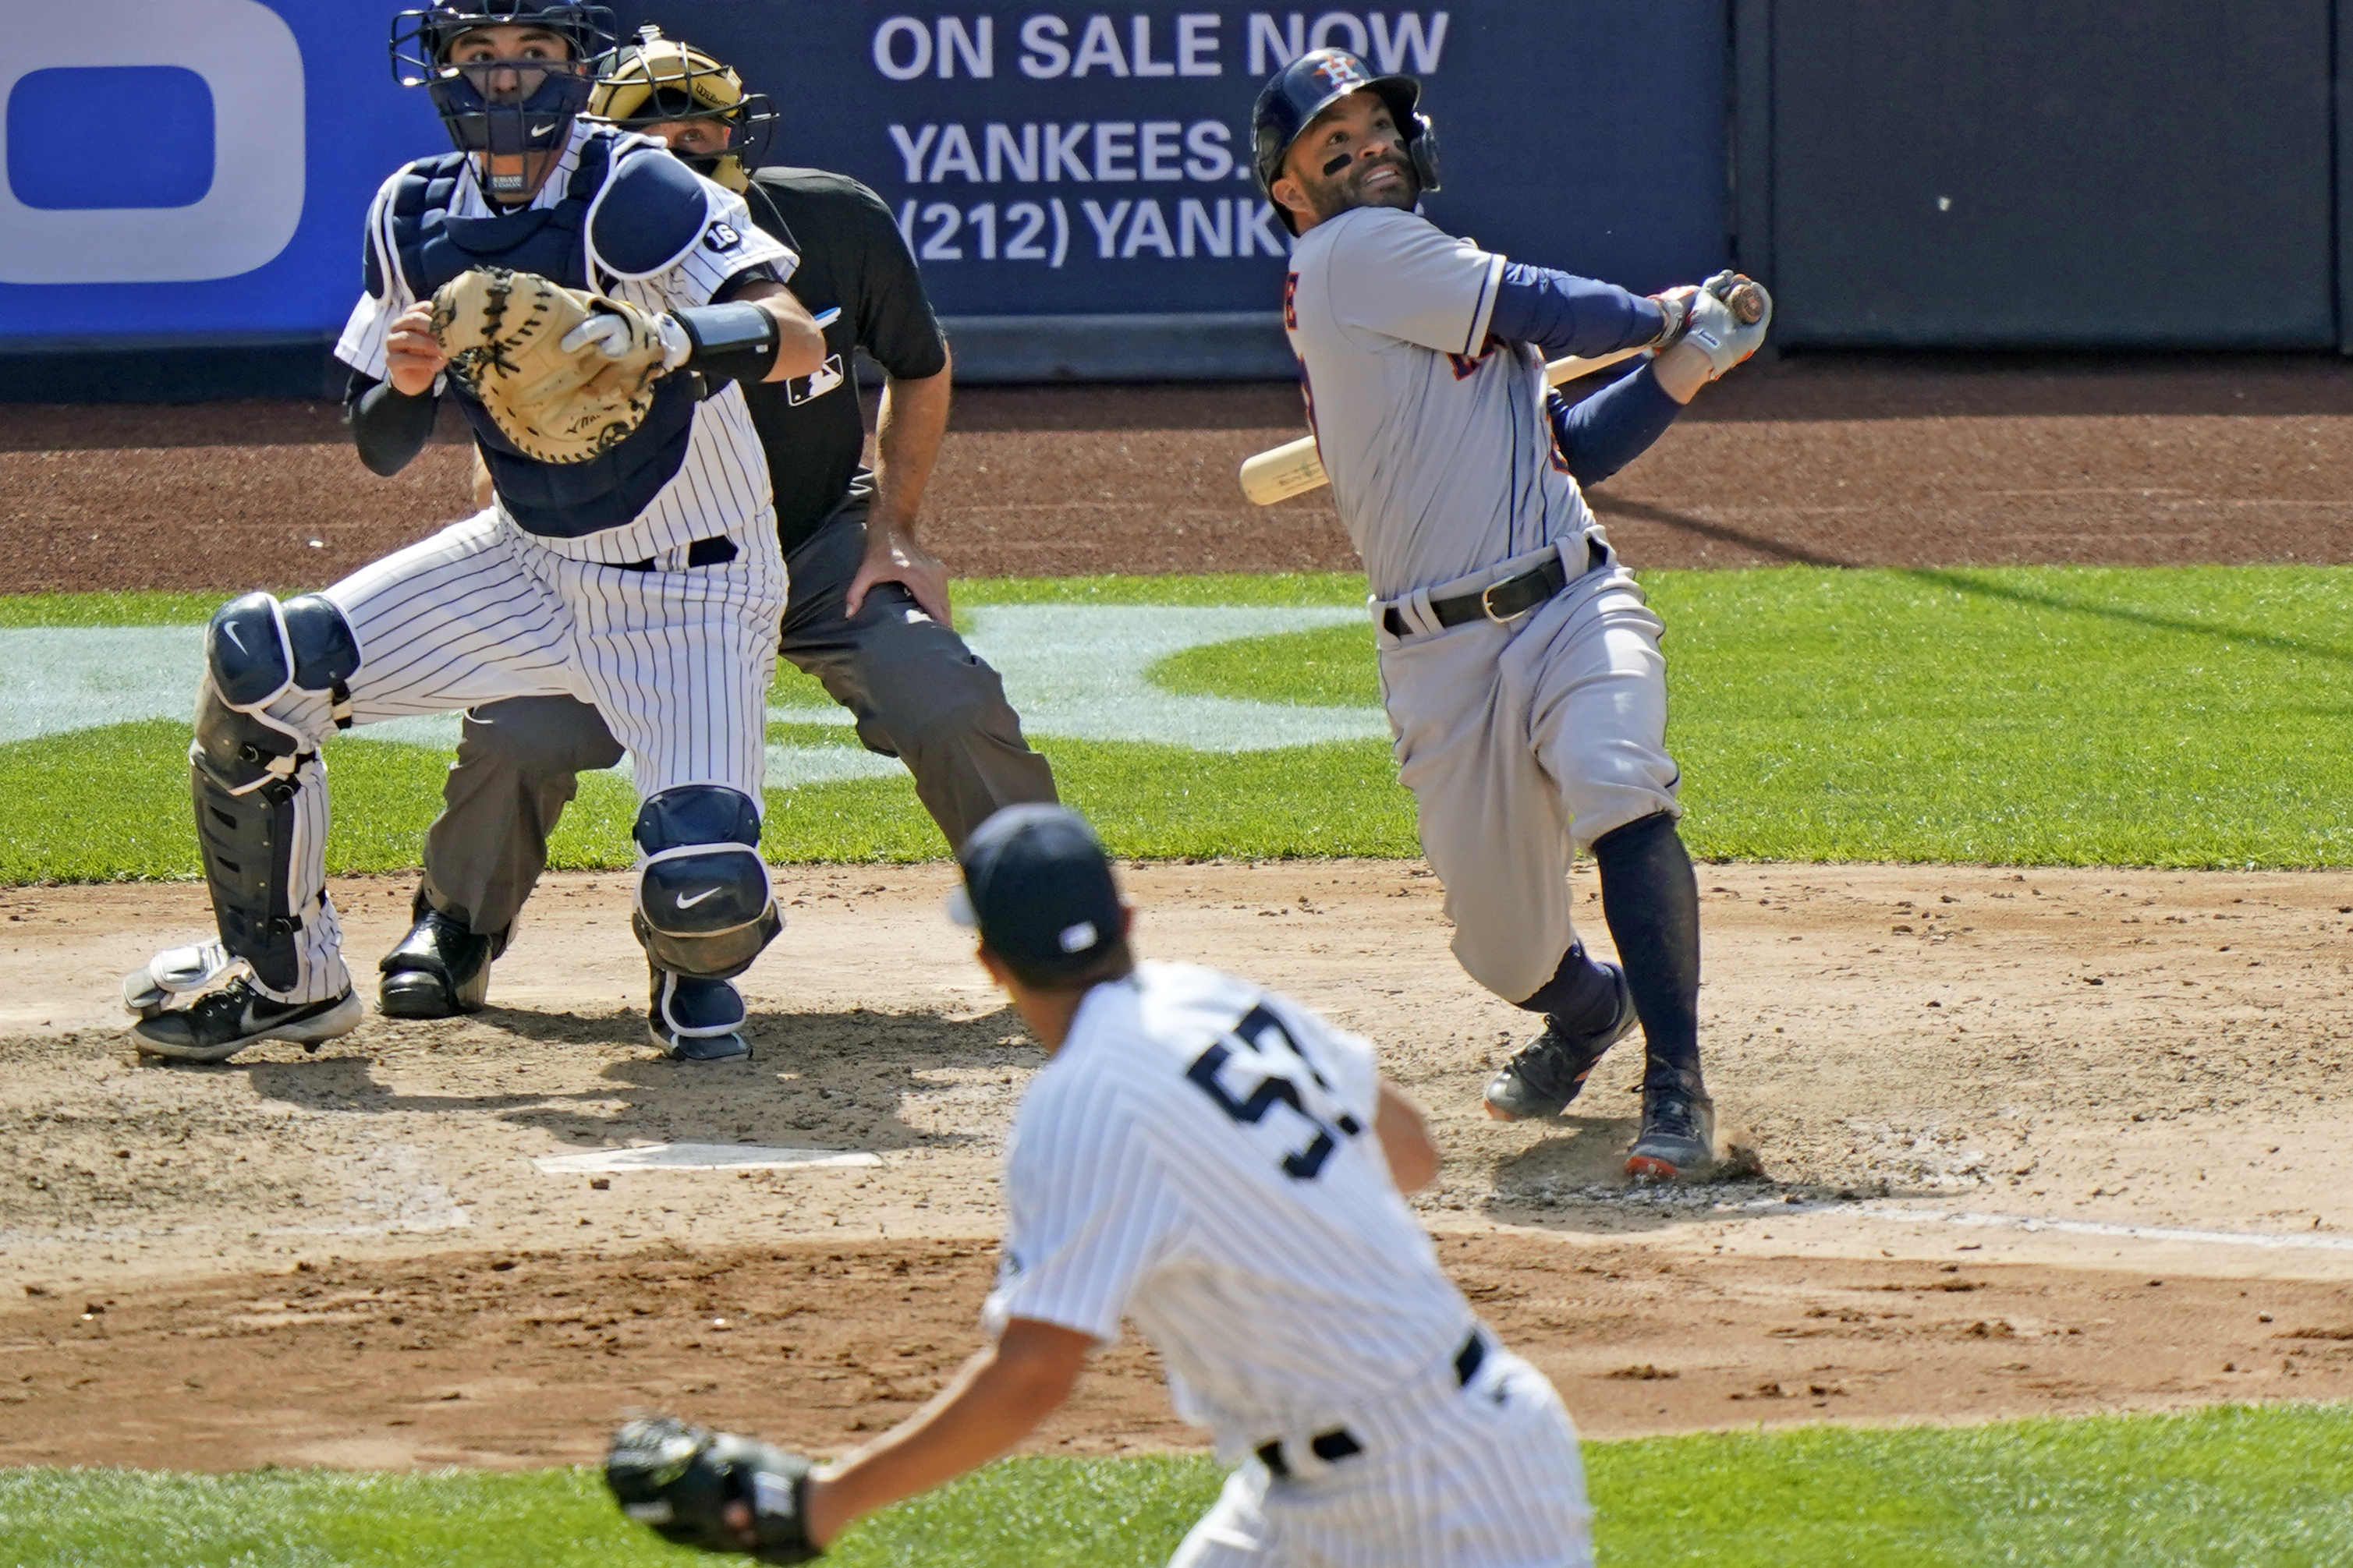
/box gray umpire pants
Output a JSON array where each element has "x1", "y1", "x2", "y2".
[{"x1": 417, "y1": 497, "x2": 1058, "y2": 936}]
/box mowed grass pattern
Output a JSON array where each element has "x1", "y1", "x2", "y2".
[
  {"x1": 2, "y1": 566, "x2": 2348, "y2": 880},
  {"x1": 1, "y1": 1404, "x2": 2346, "y2": 1566},
  {"x1": 1157, "y1": 565, "x2": 2353, "y2": 869}
]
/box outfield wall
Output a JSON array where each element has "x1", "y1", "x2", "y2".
[{"x1": 0, "y1": 0, "x2": 2344, "y2": 400}]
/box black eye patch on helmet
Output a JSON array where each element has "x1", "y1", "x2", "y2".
[
  {"x1": 392, "y1": 2, "x2": 615, "y2": 172},
  {"x1": 1250, "y1": 48, "x2": 1441, "y2": 236}
]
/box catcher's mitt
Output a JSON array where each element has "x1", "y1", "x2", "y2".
[
  {"x1": 430, "y1": 267, "x2": 672, "y2": 465},
  {"x1": 606, "y1": 1416, "x2": 819, "y2": 1563}
]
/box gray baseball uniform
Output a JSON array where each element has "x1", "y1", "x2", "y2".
[{"x1": 1284, "y1": 205, "x2": 1678, "y2": 1003}]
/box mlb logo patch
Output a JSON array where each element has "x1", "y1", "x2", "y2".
[
  {"x1": 703, "y1": 221, "x2": 743, "y2": 253},
  {"x1": 784, "y1": 354, "x2": 846, "y2": 406}
]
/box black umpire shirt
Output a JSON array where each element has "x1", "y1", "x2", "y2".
[{"x1": 735, "y1": 167, "x2": 950, "y2": 554}]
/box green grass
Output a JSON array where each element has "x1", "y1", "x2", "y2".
[
  {"x1": 1153, "y1": 565, "x2": 2353, "y2": 869},
  {"x1": 0, "y1": 575, "x2": 1369, "y2": 632},
  {"x1": 0, "y1": 724, "x2": 1415, "y2": 883},
  {"x1": 6, "y1": 565, "x2": 2351, "y2": 880},
  {"x1": 2, "y1": 1404, "x2": 2346, "y2": 1566}
]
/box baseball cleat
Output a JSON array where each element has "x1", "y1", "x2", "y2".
[
  {"x1": 378, "y1": 897, "x2": 503, "y2": 1019},
  {"x1": 130, "y1": 979, "x2": 363, "y2": 1064},
  {"x1": 1625, "y1": 1068, "x2": 1717, "y2": 1180},
  {"x1": 1483, "y1": 964, "x2": 1639, "y2": 1120},
  {"x1": 649, "y1": 969, "x2": 751, "y2": 1062}
]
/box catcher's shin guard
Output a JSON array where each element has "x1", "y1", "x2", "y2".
[
  {"x1": 186, "y1": 594, "x2": 359, "y2": 999},
  {"x1": 630, "y1": 785, "x2": 781, "y2": 980}
]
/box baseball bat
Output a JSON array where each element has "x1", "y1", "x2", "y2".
[{"x1": 1236, "y1": 278, "x2": 1767, "y2": 508}]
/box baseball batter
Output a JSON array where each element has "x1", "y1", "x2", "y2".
[
  {"x1": 120, "y1": 0, "x2": 827, "y2": 1063},
  {"x1": 377, "y1": 27, "x2": 1059, "y2": 1038},
  {"x1": 606, "y1": 804, "x2": 1597, "y2": 1568},
  {"x1": 1254, "y1": 51, "x2": 1771, "y2": 1178}
]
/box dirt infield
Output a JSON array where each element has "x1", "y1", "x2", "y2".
[
  {"x1": 3, "y1": 861, "x2": 2351, "y2": 1466},
  {"x1": 5, "y1": 358, "x2": 2351, "y2": 1469},
  {"x1": 3, "y1": 354, "x2": 2351, "y2": 593}
]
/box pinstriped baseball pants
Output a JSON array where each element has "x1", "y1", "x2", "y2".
[
  {"x1": 1169, "y1": 1350, "x2": 1593, "y2": 1568},
  {"x1": 240, "y1": 508, "x2": 785, "y2": 1003}
]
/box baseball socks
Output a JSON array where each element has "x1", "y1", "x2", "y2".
[
  {"x1": 1591, "y1": 812, "x2": 1717, "y2": 1178},
  {"x1": 1484, "y1": 946, "x2": 1639, "y2": 1120}
]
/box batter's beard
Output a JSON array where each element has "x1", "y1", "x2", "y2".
[{"x1": 1309, "y1": 158, "x2": 1420, "y2": 223}]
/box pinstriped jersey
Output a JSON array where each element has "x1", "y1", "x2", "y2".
[
  {"x1": 983, "y1": 961, "x2": 1475, "y2": 1456},
  {"x1": 1285, "y1": 205, "x2": 1598, "y2": 601},
  {"x1": 335, "y1": 122, "x2": 794, "y2": 566}
]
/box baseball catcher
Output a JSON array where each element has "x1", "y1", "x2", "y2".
[
  {"x1": 118, "y1": 0, "x2": 830, "y2": 1064},
  {"x1": 1252, "y1": 51, "x2": 1771, "y2": 1178},
  {"x1": 611, "y1": 806, "x2": 1600, "y2": 1566},
  {"x1": 370, "y1": 24, "x2": 1059, "y2": 1052}
]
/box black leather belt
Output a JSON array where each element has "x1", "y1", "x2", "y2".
[
  {"x1": 1380, "y1": 539, "x2": 1598, "y2": 638},
  {"x1": 618, "y1": 536, "x2": 739, "y2": 572},
  {"x1": 1255, "y1": 1330, "x2": 1486, "y2": 1481}
]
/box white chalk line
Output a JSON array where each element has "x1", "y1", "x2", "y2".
[
  {"x1": 0, "y1": 606, "x2": 1382, "y2": 788},
  {"x1": 533, "y1": 1141, "x2": 881, "y2": 1173},
  {"x1": 1845, "y1": 1204, "x2": 2353, "y2": 1253}
]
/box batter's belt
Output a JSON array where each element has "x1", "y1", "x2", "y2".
[{"x1": 1377, "y1": 536, "x2": 1604, "y2": 639}]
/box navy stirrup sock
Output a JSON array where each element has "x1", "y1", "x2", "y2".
[
  {"x1": 1516, "y1": 943, "x2": 1621, "y2": 1036},
  {"x1": 1590, "y1": 812, "x2": 1703, "y2": 1084}
]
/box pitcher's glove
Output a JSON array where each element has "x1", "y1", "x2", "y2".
[
  {"x1": 430, "y1": 267, "x2": 688, "y2": 465},
  {"x1": 605, "y1": 1416, "x2": 820, "y2": 1563}
]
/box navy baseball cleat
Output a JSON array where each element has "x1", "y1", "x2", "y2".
[
  {"x1": 131, "y1": 978, "x2": 363, "y2": 1064},
  {"x1": 649, "y1": 969, "x2": 751, "y2": 1062},
  {"x1": 379, "y1": 895, "x2": 503, "y2": 1018},
  {"x1": 1626, "y1": 1067, "x2": 1717, "y2": 1180},
  {"x1": 1483, "y1": 964, "x2": 1639, "y2": 1120}
]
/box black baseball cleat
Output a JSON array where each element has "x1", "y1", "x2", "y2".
[
  {"x1": 1626, "y1": 1067, "x2": 1718, "y2": 1181},
  {"x1": 649, "y1": 969, "x2": 751, "y2": 1062},
  {"x1": 378, "y1": 896, "x2": 504, "y2": 1019},
  {"x1": 131, "y1": 978, "x2": 363, "y2": 1064},
  {"x1": 1483, "y1": 964, "x2": 1639, "y2": 1121}
]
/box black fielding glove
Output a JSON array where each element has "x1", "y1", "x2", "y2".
[{"x1": 606, "y1": 1416, "x2": 820, "y2": 1563}]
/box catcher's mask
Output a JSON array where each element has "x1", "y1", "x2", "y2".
[
  {"x1": 1251, "y1": 48, "x2": 1441, "y2": 235},
  {"x1": 589, "y1": 24, "x2": 777, "y2": 193},
  {"x1": 392, "y1": 2, "x2": 615, "y2": 179}
]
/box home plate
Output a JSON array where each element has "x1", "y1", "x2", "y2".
[{"x1": 533, "y1": 1143, "x2": 882, "y2": 1174}]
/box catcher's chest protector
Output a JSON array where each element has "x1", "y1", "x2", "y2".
[{"x1": 387, "y1": 133, "x2": 702, "y2": 540}]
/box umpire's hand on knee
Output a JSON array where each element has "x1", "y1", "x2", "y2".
[
  {"x1": 845, "y1": 519, "x2": 951, "y2": 625},
  {"x1": 387, "y1": 304, "x2": 449, "y2": 398}
]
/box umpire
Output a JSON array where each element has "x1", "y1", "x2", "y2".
[{"x1": 378, "y1": 26, "x2": 1059, "y2": 1026}]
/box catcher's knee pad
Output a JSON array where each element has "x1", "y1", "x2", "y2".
[
  {"x1": 207, "y1": 592, "x2": 361, "y2": 724},
  {"x1": 630, "y1": 785, "x2": 781, "y2": 980}
]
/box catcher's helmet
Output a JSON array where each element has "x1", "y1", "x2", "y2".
[
  {"x1": 1251, "y1": 48, "x2": 1440, "y2": 235},
  {"x1": 391, "y1": 2, "x2": 616, "y2": 164},
  {"x1": 590, "y1": 25, "x2": 778, "y2": 193}
]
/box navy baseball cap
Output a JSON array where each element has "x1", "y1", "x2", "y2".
[{"x1": 948, "y1": 805, "x2": 1125, "y2": 978}]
